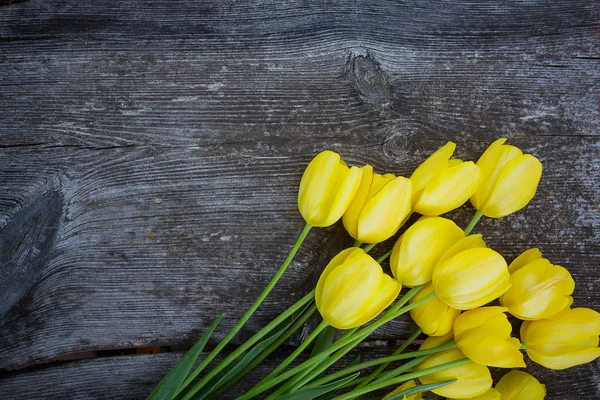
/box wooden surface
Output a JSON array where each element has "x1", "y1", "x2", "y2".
[{"x1": 0, "y1": 0, "x2": 599, "y2": 398}]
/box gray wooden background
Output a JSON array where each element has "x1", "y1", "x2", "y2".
[{"x1": 1, "y1": 0, "x2": 599, "y2": 398}]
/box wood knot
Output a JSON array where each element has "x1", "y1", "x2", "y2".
[
  {"x1": 351, "y1": 55, "x2": 389, "y2": 105},
  {"x1": 0, "y1": 190, "x2": 63, "y2": 316}
]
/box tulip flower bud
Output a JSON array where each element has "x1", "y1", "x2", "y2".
[
  {"x1": 520, "y1": 307, "x2": 600, "y2": 370},
  {"x1": 391, "y1": 217, "x2": 464, "y2": 287},
  {"x1": 432, "y1": 236, "x2": 511, "y2": 310},
  {"x1": 298, "y1": 150, "x2": 362, "y2": 227},
  {"x1": 495, "y1": 371, "x2": 546, "y2": 400},
  {"x1": 453, "y1": 307, "x2": 525, "y2": 368},
  {"x1": 383, "y1": 380, "x2": 422, "y2": 400},
  {"x1": 416, "y1": 348, "x2": 492, "y2": 398},
  {"x1": 410, "y1": 282, "x2": 461, "y2": 336},
  {"x1": 500, "y1": 248, "x2": 574, "y2": 320},
  {"x1": 410, "y1": 142, "x2": 481, "y2": 216},
  {"x1": 315, "y1": 248, "x2": 401, "y2": 330},
  {"x1": 448, "y1": 388, "x2": 501, "y2": 400},
  {"x1": 342, "y1": 165, "x2": 412, "y2": 244},
  {"x1": 470, "y1": 138, "x2": 542, "y2": 218}
]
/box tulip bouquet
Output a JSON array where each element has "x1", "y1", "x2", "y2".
[{"x1": 147, "y1": 139, "x2": 600, "y2": 400}]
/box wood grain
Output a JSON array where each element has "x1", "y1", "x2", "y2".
[{"x1": 0, "y1": 0, "x2": 599, "y2": 398}]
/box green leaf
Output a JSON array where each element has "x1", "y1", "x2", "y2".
[
  {"x1": 146, "y1": 314, "x2": 224, "y2": 400},
  {"x1": 275, "y1": 373, "x2": 361, "y2": 400},
  {"x1": 383, "y1": 379, "x2": 457, "y2": 400},
  {"x1": 310, "y1": 325, "x2": 335, "y2": 357},
  {"x1": 194, "y1": 318, "x2": 295, "y2": 399}
]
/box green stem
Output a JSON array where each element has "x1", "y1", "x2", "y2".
[
  {"x1": 354, "y1": 328, "x2": 423, "y2": 390},
  {"x1": 520, "y1": 342, "x2": 528, "y2": 350},
  {"x1": 306, "y1": 340, "x2": 456, "y2": 389},
  {"x1": 178, "y1": 223, "x2": 313, "y2": 399},
  {"x1": 372, "y1": 355, "x2": 429, "y2": 386},
  {"x1": 264, "y1": 327, "x2": 359, "y2": 399},
  {"x1": 376, "y1": 249, "x2": 393, "y2": 264},
  {"x1": 363, "y1": 243, "x2": 377, "y2": 253},
  {"x1": 277, "y1": 290, "x2": 436, "y2": 396},
  {"x1": 383, "y1": 379, "x2": 457, "y2": 400},
  {"x1": 331, "y1": 358, "x2": 471, "y2": 400},
  {"x1": 206, "y1": 302, "x2": 317, "y2": 399},
  {"x1": 272, "y1": 333, "x2": 364, "y2": 397},
  {"x1": 261, "y1": 320, "x2": 329, "y2": 384},
  {"x1": 353, "y1": 239, "x2": 362, "y2": 247},
  {"x1": 236, "y1": 287, "x2": 427, "y2": 400},
  {"x1": 464, "y1": 210, "x2": 484, "y2": 235}
]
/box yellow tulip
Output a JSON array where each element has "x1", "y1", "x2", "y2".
[
  {"x1": 470, "y1": 138, "x2": 542, "y2": 218},
  {"x1": 453, "y1": 307, "x2": 525, "y2": 368},
  {"x1": 495, "y1": 371, "x2": 546, "y2": 400},
  {"x1": 500, "y1": 248, "x2": 574, "y2": 320},
  {"x1": 342, "y1": 165, "x2": 412, "y2": 244},
  {"x1": 298, "y1": 150, "x2": 362, "y2": 227},
  {"x1": 383, "y1": 380, "x2": 422, "y2": 400},
  {"x1": 410, "y1": 142, "x2": 481, "y2": 216},
  {"x1": 391, "y1": 217, "x2": 465, "y2": 287},
  {"x1": 432, "y1": 237, "x2": 511, "y2": 310},
  {"x1": 520, "y1": 307, "x2": 600, "y2": 370},
  {"x1": 448, "y1": 388, "x2": 502, "y2": 400},
  {"x1": 416, "y1": 348, "x2": 492, "y2": 398},
  {"x1": 315, "y1": 248, "x2": 401, "y2": 329},
  {"x1": 410, "y1": 282, "x2": 461, "y2": 336}
]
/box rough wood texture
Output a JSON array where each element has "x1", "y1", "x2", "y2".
[{"x1": 0, "y1": 0, "x2": 599, "y2": 398}]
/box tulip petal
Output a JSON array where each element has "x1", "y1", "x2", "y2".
[
  {"x1": 437, "y1": 234, "x2": 486, "y2": 265},
  {"x1": 481, "y1": 154, "x2": 542, "y2": 218},
  {"x1": 410, "y1": 282, "x2": 461, "y2": 336},
  {"x1": 433, "y1": 248, "x2": 510, "y2": 310},
  {"x1": 417, "y1": 348, "x2": 492, "y2": 398},
  {"x1": 357, "y1": 176, "x2": 412, "y2": 243},
  {"x1": 410, "y1": 142, "x2": 456, "y2": 202},
  {"x1": 458, "y1": 336, "x2": 525, "y2": 368},
  {"x1": 342, "y1": 165, "x2": 374, "y2": 239},
  {"x1": 471, "y1": 139, "x2": 522, "y2": 210},
  {"x1": 495, "y1": 371, "x2": 546, "y2": 400},
  {"x1": 391, "y1": 217, "x2": 464, "y2": 287},
  {"x1": 413, "y1": 162, "x2": 481, "y2": 216},
  {"x1": 507, "y1": 248, "x2": 542, "y2": 273},
  {"x1": 453, "y1": 307, "x2": 510, "y2": 339},
  {"x1": 298, "y1": 151, "x2": 341, "y2": 224},
  {"x1": 315, "y1": 248, "x2": 357, "y2": 308},
  {"x1": 521, "y1": 308, "x2": 600, "y2": 370},
  {"x1": 319, "y1": 164, "x2": 363, "y2": 227},
  {"x1": 501, "y1": 260, "x2": 575, "y2": 320}
]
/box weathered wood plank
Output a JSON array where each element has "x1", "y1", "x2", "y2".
[
  {"x1": 0, "y1": 0, "x2": 599, "y2": 398},
  {"x1": 0, "y1": 349, "x2": 598, "y2": 399}
]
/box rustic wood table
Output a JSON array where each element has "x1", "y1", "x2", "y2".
[{"x1": 1, "y1": 1, "x2": 599, "y2": 399}]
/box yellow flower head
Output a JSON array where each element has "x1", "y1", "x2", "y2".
[
  {"x1": 453, "y1": 307, "x2": 525, "y2": 368},
  {"x1": 409, "y1": 282, "x2": 461, "y2": 336},
  {"x1": 382, "y1": 380, "x2": 422, "y2": 400},
  {"x1": 470, "y1": 138, "x2": 542, "y2": 218},
  {"x1": 495, "y1": 371, "x2": 546, "y2": 400},
  {"x1": 521, "y1": 307, "x2": 600, "y2": 370},
  {"x1": 410, "y1": 142, "x2": 481, "y2": 216},
  {"x1": 391, "y1": 216, "x2": 465, "y2": 287},
  {"x1": 432, "y1": 236, "x2": 511, "y2": 310},
  {"x1": 315, "y1": 248, "x2": 401, "y2": 330},
  {"x1": 500, "y1": 248, "x2": 574, "y2": 320},
  {"x1": 298, "y1": 150, "x2": 362, "y2": 227},
  {"x1": 416, "y1": 348, "x2": 492, "y2": 398},
  {"x1": 342, "y1": 165, "x2": 412, "y2": 244}
]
